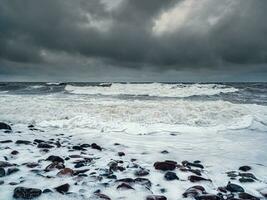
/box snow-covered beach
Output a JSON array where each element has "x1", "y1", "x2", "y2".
[{"x1": 0, "y1": 83, "x2": 267, "y2": 200}]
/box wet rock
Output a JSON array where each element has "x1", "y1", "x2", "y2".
[
  {"x1": 0, "y1": 168, "x2": 5, "y2": 177},
  {"x1": 164, "y1": 171, "x2": 179, "y2": 181},
  {"x1": 72, "y1": 146, "x2": 85, "y2": 151},
  {"x1": 0, "y1": 122, "x2": 12, "y2": 130},
  {"x1": 135, "y1": 178, "x2": 152, "y2": 188},
  {"x1": 238, "y1": 192, "x2": 260, "y2": 200},
  {"x1": 259, "y1": 188, "x2": 267, "y2": 197},
  {"x1": 80, "y1": 143, "x2": 90, "y2": 148},
  {"x1": 239, "y1": 173, "x2": 257, "y2": 180},
  {"x1": 33, "y1": 139, "x2": 45, "y2": 144},
  {"x1": 134, "y1": 168, "x2": 150, "y2": 177},
  {"x1": 161, "y1": 150, "x2": 169, "y2": 154},
  {"x1": 195, "y1": 194, "x2": 222, "y2": 200},
  {"x1": 239, "y1": 166, "x2": 251, "y2": 172},
  {"x1": 226, "y1": 182, "x2": 244, "y2": 193},
  {"x1": 15, "y1": 140, "x2": 31, "y2": 145},
  {"x1": 43, "y1": 189, "x2": 53, "y2": 193},
  {"x1": 91, "y1": 143, "x2": 102, "y2": 151},
  {"x1": 239, "y1": 177, "x2": 255, "y2": 183},
  {"x1": 154, "y1": 161, "x2": 177, "y2": 171},
  {"x1": 57, "y1": 168, "x2": 74, "y2": 176},
  {"x1": 188, "y1": 175, "x2": 211, "y2": 182},
  {"x1": 37, "y1": 143, "x2": 54, "y2": 149},
  {"x1": 0, "y1": 140, "x2": 13, "y2": 143},
  {"x1": 73, "y1": 169, "x2": 89, "y2": 176},
  {"x1": 54, "y1": 183, "x2": 70, "y2": 194},
  {"x1": 7, "y1": 168, "x2": 19, "y2": 175},
  {"x1": 13, "y1": 187, "x2": 42, "y2": 199},
  {"x1": 118, "y1": 152, "x2": 125, "y2": 157},
  {"x1": 183, "y1": 185, "x2": 206, "y2": 198},
  {"x1": 217, "y1": 187, "x2": 227, "y2": 193},
  {"x1": 46, "y1": 155, "x2": 64, "y2": 163},
  {"x1": 116, "y1": 178, "x2": 135, "y2": 183},
  {"x1": 26, "y1": 162, "x2": 39, "y2": 168},
  {"x1": 45, "y1": 162, "x2": 65, "y2": 171},
  {"x1": 189, "y1": 169, "x2": 202, "y2": 176},
  {"x1": 0, "y1": 180, "x2": 4, "y2": 185},
  {"x1": 94, "y1": 193, "x2": 111, "y2": 200},
  {"x1": 11, "y1": 150, "x2": 19, "y2": 155},
  {"x1": 146, "y1": 195, "x2": 167, "y2": 200},
  {"x1": 117, "y1": 183, "x2": 134, "y2": 190},
  {"x1": 182, "y1": 160, "x2": 204, "y2": 169}
]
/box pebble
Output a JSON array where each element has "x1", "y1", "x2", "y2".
[
  {"x1": 154, "y1": 161, "x2": 177, "y2": 171},
  {"x1": 54, "y1": 183, "x2": 70, "y2": 194},
  {"x1": 13, "y1": 187, "x2": 42, "y2": 199},
  {"x1": 164, "y1": 171, "x2": 179, "y2": 181},
  {"x1": 226, "y1": 182, "x2": 244, "y2": 193}
]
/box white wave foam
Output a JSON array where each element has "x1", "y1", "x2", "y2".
[{"x1": 65, "y1": 83, "x2": 238, "y2": 97}]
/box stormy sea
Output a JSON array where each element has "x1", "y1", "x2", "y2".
[{"x1": 0, "y1": 82, "x2": 267, "y2": 200}]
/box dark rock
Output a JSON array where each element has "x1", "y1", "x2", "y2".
[
  {"x1": 11, "y1": 150, "x2": 19, "y2": 155},
  {"x1": 239, "y1": 173, "x2": 257, "y2": 180},
  {"x1": 0, "y1": 140, "x2": 13, "y2": 143},
  {"x1": 164, "y1": 171, "x2": 179, "y2": 181},
  {"x1": 54, "y1": 183, "x2": 70, "y2": 194},
  {"x1": 239, "y1": 166, "x2": 251, "y2": 172},
  {"x1": 0, "y1": 161, "x2": 15, "y2": 168},
  {"x1": 57, "y1": 168, "x2": 74, "y2": 176},
  {"x1": 135, "y1": 178, "x2": 152, "y2": 188},
  {"x1": 117, "y1": 183, "x2": 134, "y2": 190},
  {"x1": 0, "y1": 168, "x2": 5, "y2": 177},
  {"x1": 45, "y1": 162, "x2": 65, "y2": 171},
  {"x1": 239, "y1": 192, "x2": 260, "y2": 200},
  {"x1": 7, "y1": 168, "x2": 19, "y2": 175},
  {"x1": 33, "y1": 139, "x2": 45, "y2": 143},
  {"x1": 226, "y1": 182, "x2": 244, "y2": 193},
  {"x1": 0, "y1": 180, "x2": 4, "y2": 185},
  {"x1": 0, "y1": 122, "x2": 12, "y2": 130},
  {"x1": 239, "y1": 177, "x2": 255, "y2": 183},
  {"x1": 188, "y1": 175, "x2": 211, "y2": 182},
  {"x1": 134, "y1": 168, "x2": 150, "y2": 176},
  {"x1": 183, "y1": 185, "x2": 206, "y2": 198},
  {"x1": 161, "y1": 150, "x2": 169, "y2": 154},
  {"x1": 37, "y1": 143, "x2": 54, "y2": 149},
  {"x1": 94, "y1": 193, "x2": 111, "y2": 200},
  {"x1": 91, "y1": 143, "x2": 102, "y2": 151},
  {"x1": 146, "y1": 195, "x2": 167, "y2": 200},
  {"x1": 72, "y1": 146, "x2": 85, "y2": 151},
  {"x1": 80, "y1": 143, "x2": 90, "y2": 148},
  {"x1": 154, "y1": 161, "x2": 176, "y2": 171},
  {"x1": 43, "y1": 189, "x2": 53, "y2": 193},
  {"x1": 116, "y1": 178, "x2": 135, "y2": 183},
  {"x1": 26, "y1": 162, "x2": 39, "y2": 168},
  {"x1": 189, "y1": 169, "x2": 202, "y2": 176},
  {"x1": 13, "y1": 187, "x2": 42, "y2": 199},
  {"x1": 118, "y1": 152, "x2": 125, "y2": 156},
  {"x1": 46, "y1": 155, "x2": 64, "y2": 163},
  {"x1": 182, "y1": 160, "x2": 204, "y2": 169},
  {"x1": 259, "y1": 189, "x2": 267, "y2": 197},
  {"x1": 195, "y1": 194, "x2": 222, "y2": 200},
  {"x1": 218, "y1": 187, "x2": 227, "y2": 193},
  {"x1": 15, "y1": 140, "x2": 31, "y2": 145},
  {"x1": 73, "y1": 169, "x2": 89, "y2": 176}
]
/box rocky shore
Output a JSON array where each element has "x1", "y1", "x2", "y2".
[{"x1": 0, "y1": 122, "x2": 267, "y2": 200}]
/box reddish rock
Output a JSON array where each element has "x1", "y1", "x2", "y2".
[{"x1": 154, "y1": 161, "x2": 176, "y2": 171}]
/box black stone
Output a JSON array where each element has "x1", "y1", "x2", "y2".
[
  {"x1": 0, "y1": 122, "x2": 12, "y2": 130},
  {"x1": 54, "y1": 183, "x2": 70, "y2": 194},
  {"x1": 15, "y1": 140, "x2": 31, "y2": 145},
  {"x1": 239, "y1": 166, "x2": 251, "y2": 172},
  {"x1": 46, "y1": 155, "x2": 64, "y2": 163},
  {"x1": 13, "y1": 187, "x2": 42, "y2": 199},
  {"x1": 226, "y1": 182, "x2": 244, "y2": 193},
  {"x1": 0, "y1": 168, "x2": 5, "y2": 177},
  {"x1": 164, "y1": 171, "x2": 179, "y2": 181},
  {"x1": 37, "y1": 143, "x2": 54, "y2": 149}
]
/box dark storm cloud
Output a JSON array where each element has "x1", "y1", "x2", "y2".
[{"x1": 0, "y1": 0, "x2": 267, "y2": 80}]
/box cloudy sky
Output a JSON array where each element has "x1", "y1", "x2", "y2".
[{"x1": 0, "y1": 0, "x2": 267, "y2": 82}]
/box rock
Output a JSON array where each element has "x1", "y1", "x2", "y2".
[
  {"x1": 117, "y1": 183, "x2": 134, "y2": 190},
  {"x1": 0, "y1": 122, "x2": 11, "y2": 130},
  {"x1": 0, "y1": 168, "x2": 5, "y2": 177},
  {"x1": 80, "y1": 143, "x2": 90, "y2": 148},
  {"x1": 0, "y1": 140, "x2": 13, "y2": 143},
  {"x1": 239, "y1": 177, "x2": 255, "y2": 183},
  {"x1": 26, "y1": 162, "x2": 39, "y2": 168},
  {"x1": 72, "y1": 146, "x2": 85, "y2": 151},
  {"x1": 0, "y1": 180, "x2": 4, "y2": 185},
  {"x1": 188, "y1": 175, "x2": 211, "y2": 182},
  {"x1": 15, "y1": 140, "x2": 31, "y2": 145},
  {"x1": 11, "y1": 150, "x2": 19, "y2": 155},
  {"x1": 146, "y1": 195, "x2": 167, "y2": 200},
  {"x1": 134, "y1": 168, "x2": 150, "y2": 176},
  {"x1": 217, "y1": 187, "x2": 227, "y2": 193},
  {"x1": 259, "y1": 188, "x2": 267, "y2": 197},
  {"x1": 183, "y1": 185, "x2": 206, "y2": 198},
  {"x1": 13, "y1": 187, "x2": 42, "y2": 199},
  {"x1": 43, "y1": 189, "x2": 53, "y2": 193},
  {"x1": 226, "y1": 182, "x2": 244, "y2": 193},
  {"x1": 161, "y1": 150, "x2": 169, "y2": 154},
  {"x1": 33, "y1": 139, "x2": 45, "y2": 143},
  {"x1": 135, "y1": 178, "x2": 152, "y2": 188},
  {"x1": 164, "y1": 171, "x2": 179, "y2": 181},
  {"x1": 182, "y1": 160, "x2": 204, "y2": 169},
  {"x1": 154, "y1": 161, "x2": 177, "y2": 171},
  {"x1": 37, "y1": 143, "x2": 54, "y2": 149},
  {"x1": 239, "y1": 192, "x2": 260, "y2": 200},
  {"x1": 118, "y1": 152, "x2": 125, "y2": 156},
  {"x1": 7, "y1": 168, "x2": 19, "y2": 175},
  {"x1": 91, "y1": 143, "x2": 102, "y2": 151},
  {"x1": 116, "y1": 178, "x2": 135, "y2": 183},
  {"x1": 45, "y1": 162, "x2": 65, "y2": 171},
  {"x1": 195, "y1": 194, "x2": 222, "y2": 200},
  {"x1": 57, "y1": 168, "x2": 74, "y2": 176},
  {"x1": 94, "y1": 193, "x2": 111, "y2": 200},
  {"x1": 239, "y1": 166, "x2": 251, "y2": 172},
  {"x1": 46, "y1": 155, "x2": 64, "y2": 163},
  {"x1": 0, "y1": 161, "x2": 14, "y2": 168},
  {"x1": 54, "y1": 183, "x2": 70, "y2": 194},
  {"x1": 239, "y1": 172, "x2": 257, "y2": 180}
]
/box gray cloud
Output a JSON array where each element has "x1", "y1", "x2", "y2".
[{"x1": 0, "y1": 0, "x2": 267, "y2": 81}]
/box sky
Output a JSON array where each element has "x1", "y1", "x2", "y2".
[{"x1": 0, "y1": 0, "x2": 267, "y2": 82}]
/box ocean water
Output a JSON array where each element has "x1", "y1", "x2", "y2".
[{"x1": 0, "y1": 82, "x2": 267, "y2": 199}]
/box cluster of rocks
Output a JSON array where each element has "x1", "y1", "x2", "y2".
[{"x1": 0, "y1": 122, "x2": 267, "y2": 200}]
